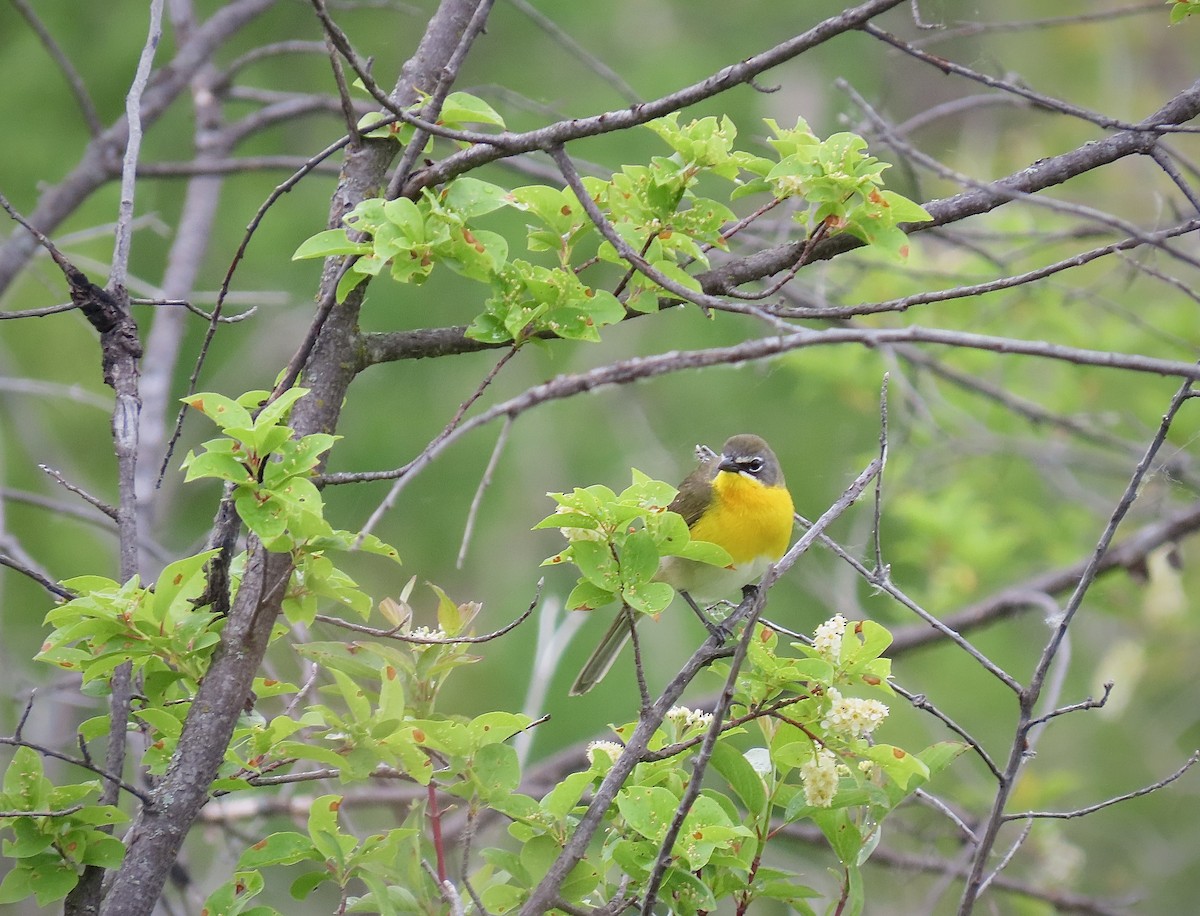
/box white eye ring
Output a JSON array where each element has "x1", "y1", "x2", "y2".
[{"x1": 746, "y1": 457, "x2": 764, "y2": 474}]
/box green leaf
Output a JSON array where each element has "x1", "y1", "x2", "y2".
[
  {"x1": 79, "y1": 833, "x2": 125, "y2": 868},
  {"x1": 335, "y1": 266, "x2": 369, "y2": 303},
  {"x1": 565, "y1": 579, "x2": 618, "y2": 611},
  {"x1": 508, "y1": 185, "x2": 584, "y2": 235},
  {"x1": 674, "y1": 538, "x2": 733, "y2": 567},
  {"x1": 64, "y1": 803, "x2": 125, "y2": 827},
  {"x1": 811, "y1": 807, "x2": 862, "y2": 866},
  {"x1": 4, "y1": 819, "x2": 55, "y2": 858},
  {"x1": 620, "y1": 530, "x2": 660, "y2": 585},
  {"x1": 5, "y1": 853, "x2": 78, "y2": 906},
  {"x1": 465, "y1": 308, "x2": 513, "y2": 345},
  {"x1": 290, "y1": 869, "x2": 331, "y2": 900},
  {"x1": 616, "y1": 785, "x2": 679, "y2": 843},
  {"x1": 239, "y1": 831, "x2": 318, "y2": 868},
  {"x1": 466, "y1": 743, "x2": 521, "y2": 800},
  {"x1": 443, "y1": 227, "x2": 508, "y2": 281},
  {"x1": 540, "y1": 770, "x2": 594, "y2": 820},
  {"x1": 441, "y1": 177, "x2": 511, "y2": 219},
  {"x1": 710, "y1": 742, "x2": 767, "y2": 817},
  {"x1": 0, "y1": 866, "x2": 33, "y2": 905},
  {"x1": 252, "y1": 386, "x2": 307, "y2": 430},
  {"x1": 329, "y1": 668, "x2": 371, "y2": 723},
  {"x1": 864, "y1": 744, "x2": 930, "y2": 793},
  {"x1": 437, "y1": 91, "x2": 506, "y2": 129},
  {"x1": 468, "y1": 711, "x2": 532, "y2": 746},
  {"x1": 135, "y1": 706, "x2": 185, "y2": 739},
  {"x1": 3, "y1": 746, "x2": 45, "y2": 803},
  {"x1": 306, "y1": 795, "x2": 348, "y2": 863},
  {"x1": 882, "y1": 189, "x2": 932, "y2": 224},
  {"x1": 570, "y1": 540, "x2": 619, "y2": 590},
  {"x1": 660, "y1": 867, "x2": 718, "y2": 915},
  {"x1": 182, "y1": 392, "x2": 253, "y2": 430},
  {"x1": 151, "y1": 550, "x2": 219, "y2": 624},
  {"x1": 919, "y1": 741, "x2": 970, "y2": 777},
  {"x1": 295, "y1": 642, "x2": 383, "y2": 680},
  {"x1": 292, "y1": 229, "x2": 371, "y2": 260},
  {"x1": 377, "y1": 661, "x2": 406, "y2": 723},
  {"x1": 623, "y1": 580, "x2": 673, "y2": 614},
  {"x1": 381, "y1": 196, "x2": 425, "y2": 240},
  {"x1": 180, "y1": 448, "x2": 253, "y2": 484}
]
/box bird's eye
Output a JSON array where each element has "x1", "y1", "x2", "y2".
[{"x1": 746, "y1": 457, "x2": 765, "y2": 474}]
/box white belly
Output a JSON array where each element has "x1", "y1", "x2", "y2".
[{"x1": 655, "y1": 553, "x2": 774, "y2": 603}]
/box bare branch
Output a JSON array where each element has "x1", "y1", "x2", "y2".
[
  {"x1": 0, "y1": 0, "x2": 279, "y2": 294},
  {"x1": 322, "y1": 327, "x2": 1200, "y2": 487},
  {"x1": 457, "y1": 416, "x2": 513, "y2": 568},
  {"x1": 109, "y1": 0, "x2": 164, "y2": 292},
  {"x1": 957, "y1": 377, "x2": 1198, "y2": 914},
  {"x1": 0, "y1": 735, "x2": 150, "y2": 804},
  {"x1": 703, "y1": 78, "x2": 1200, "y2": 295},
  {"x1": 1003, "y1": 751, "x2": 1200, "y2": 822},
  {"x1": 40, "y1": 464, "x2": 118, "y2": 521},
  {"x1": 401, "y1": 0, "x2": 909, "y2": 197},
  {"x1": 507, "y1": 0, "x2": 641, "y2": 104},
  {"x1": 313, "y1": 580, "x2": 541, "y2": 644},
  {"x1": 863, "y1": 23, "x2": 1197, "y2": 136},
  {"x1": 8, "y1": 0, "x2": 102, "y2": 136},
  {"x1": 0, "y1": 550, "x2": 74, "y2": 600},
  {"x1": 891, "y1": 498, "x2": 1200, "y2": 652}
]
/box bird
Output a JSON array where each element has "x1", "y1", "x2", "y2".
[{"x1": 569, "y1": 434, "x2": 794, "y2": 695}]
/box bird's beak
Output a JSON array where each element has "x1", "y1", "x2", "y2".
[{"x1": 717, "y1": 455, "x2": 740, "y2": 474}]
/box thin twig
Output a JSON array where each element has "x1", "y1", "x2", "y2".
[
  {"x1": 320, "y1": 11, "x2": 361, "y2": 145},
  {"x1": 457, "y1": 416, "x2": 513, "y2": 568},
  {"x1": 9, "y1": 0, "x2": 102, "y2": 135},
  {"x1": 863, "y1": 23, "x2": 1198, "y2": 136},
  {"x1": 891, "y1": 683, "x2": 1001, "y2": 782},
  {"x1": 794, "y1": 514, "x2": 1021, "y2": 692},
  {"x1": 155, "y1": 126, "x2": 370, "y2": 486},
  {"x1": 1026, "y1": 682, "x2": 1113, "y2": 729},
  {"x1": 314, "y1": 580, "x2": 541, "y2": 644},
  {"x1": 109, "y1": 0, "x2": 164, "y2": 292},
  {"x1": 0, "y1": 551, "x2": 75, "y2": 600},
  {"x1": 507, "y1": 0, "x2": 641, "y2": 103},
  {"x1": 0, "y1": 736, "x2": 150, "y2": 803},
  {"x1": 957, "y1": 376, "x2": 1198, "y2": 914},
  {"x1": 772, "y1": 219, "x2": 1200, "y2": 320},
  {"x1": 1002, "y1": 751, "x2": 1200, "y2": 822},
  {"x1": 40, "y1": 464, "x2": 118, "y2": 520},
  {"x1": 387, "y1": 0, "x2": 499, "y2": 196},
  {"x1": 872, "y1": 373, "x2": 889, "y2": 575},
  {"x1": 319, "y1": 326, "x2": 1200, "y2": 488},
  {"x1": 358, "y1": 344, "x2": 520, "y2": 540},
  {"x1": 401, "y1": 0, "x2": 913, "y2": 198}
]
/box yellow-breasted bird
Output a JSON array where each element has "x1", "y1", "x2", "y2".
[{"x1": 569, "y1": 434, "x2": 794, "y2": 695}]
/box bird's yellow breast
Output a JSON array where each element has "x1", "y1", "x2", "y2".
[{"x1": 688, "y1": 471, "x2": 794, "y2": 563}]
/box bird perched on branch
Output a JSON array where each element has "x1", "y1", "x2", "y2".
[{"x1": 570, "y1": 434, "x2": 794, "y2": 695}]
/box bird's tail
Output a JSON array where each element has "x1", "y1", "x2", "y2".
[{"x1": 569, "y1": 604, "x2": 637, "y2": 696}]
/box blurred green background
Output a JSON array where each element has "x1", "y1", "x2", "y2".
[{"x1": 3, "y1": 1, "x2": 1200, "y2": 912}]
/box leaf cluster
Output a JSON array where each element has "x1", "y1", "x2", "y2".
[
  {"x1": 0, "y1": 748, "x2": 126, "y2": 907},
  {"x1": 294, "y1": 106, "x2": 930, "y2": 345},
  {"x1": 536, "y1": 470, "x2": 731, "y2": 615}
]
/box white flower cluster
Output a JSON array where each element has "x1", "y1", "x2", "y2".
[
  {"x1": 666, "y1": 706, "x2": 714, "y2": 733},
  {"x1": 821, "y1": 688, "x2": 889, "y2": 739},
  {"x1": 586, "y1": 740, "x2": 624, "y2": 768},
  {"x1": 812, "y1": 614, "x2": 848, "y2": 662},
  {"x1": 408, "y1": 626, "x2": 447, "y2": 641},
  {"x1": 800, "y1": 748, "x2": 840, "y2": 808}
]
